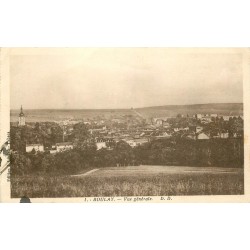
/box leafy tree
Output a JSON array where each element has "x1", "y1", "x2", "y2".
[
  {"x1": 41, "y1": 154, "x2": 56, "y2": 173},
  {"x1": 10, "y1": 153, "x2": 32, "y2": 176},
  {"x1": 72, "y1": 123, "x2": 89, "y2": 143}
]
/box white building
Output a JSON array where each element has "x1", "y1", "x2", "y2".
[
  {"x1": 123, "y1": 138, "x2": 149, "y2": 148},
  {"x1": 96, "y1": 141, "x2": 107, "y2": 150},
  {"x1": 134, "y1": 138, "x2": 149, "y2": 145},
  {"x1": 201, "y1": 117, "x2": 212, "y2": 124},
  {"x1": 26, "y1": 144, "x2": 44, "y2": 153},
  {"x1": 196, "y1": 114, "x2": 202, "y2": 119},
  {"x1": 197, "y1": 133, "x2": 210, "y2": 140},
  {"x1": 125, "y1": 140, "x2": 137, "y2": 147},
  {"x1": 155, "y1": 119, "x2": 163, "y2": 126},
  {"x1": 222, "y1": 115, "x2": 234, "y2": 121},
  {"x1": 220, "y1": 132, "x2": 229, "y2": 139},
  {"x1": 50, "y1": 149, "x2": 57, "y2": 154},
  {"x1": 56, "y1": 142, "x2": 73, "y2": 152},
  {"x1": 83, "y1": 121, "x2": 91, "y2": 125},
  {"x1": 89, "y1": 127, "x2": 106, "y2": 135},
  {"x1": 49, "y1": 145, "x2": 57, "y2": 154}
]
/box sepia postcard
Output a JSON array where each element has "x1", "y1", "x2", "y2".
[{"x1": 0, "y1": 47, "x2": 249, "y2": 203}]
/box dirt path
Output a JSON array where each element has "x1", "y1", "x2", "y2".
[{"x1": 71, "y1": 169, "x2": 99, "y2": 177}]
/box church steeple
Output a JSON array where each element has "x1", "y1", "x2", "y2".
[
  {"x1": 20, "y1": 105, "x2": 24, "y2": 115},
  {"x1": 18, "y1": 105, "x2": 25, "y2": 126}
]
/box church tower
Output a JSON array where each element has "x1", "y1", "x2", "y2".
[{"x1": 18, "y1": 105, "x2": 25, "y2": 126}]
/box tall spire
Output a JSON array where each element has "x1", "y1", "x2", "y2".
[
  {"x1": 19, "y1": 105, "x2": 24, "y2": 116},
  {"x1": 18, "y1": 105, "x2": 25, "y2": 126}
]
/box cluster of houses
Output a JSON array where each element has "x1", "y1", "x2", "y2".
[
  {"x1": 26, "y1": 142, "x2": 74, "y2": 154},
  {"x1": 90, "y1": 137, "x2": 150, "y2": 150},
  {"x1": 25, "y1": 112, "x2": 243, "y2": 154},
  {"x1": 152, "y1": 114, "x2": 243, "y2": 126},
  {"x1": 151, "y1": 117, "x2": 171, "y2": 127},
  {"x1": 180, "y1": 130, "x2": 232, "y2": 140}
]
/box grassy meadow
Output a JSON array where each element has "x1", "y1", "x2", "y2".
[{"x1": 11, "y1": 169, "x2": 244, "y2": 198}]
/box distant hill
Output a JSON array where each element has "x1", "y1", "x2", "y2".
[
  {"x1": 10, "y1": 109, "x2": 133, "y2": 123},
  {"x1": 136, "y1": 103, "x2": 243, "y2": 118},
  {"x1": 10, "y1": 103, "x2": 243, "y2": 122}
]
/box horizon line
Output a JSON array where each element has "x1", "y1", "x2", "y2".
[{"x1": 10, "y1": 102, "x2": 243, "y2": 111}]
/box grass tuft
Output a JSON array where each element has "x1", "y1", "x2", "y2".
[{"x1": 11, "y1": 172, "x2": 244, "y2": 198}]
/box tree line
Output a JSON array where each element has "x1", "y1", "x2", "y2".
[{"x1": 10, "y1": 137, "x2": 244, "y2": 176}]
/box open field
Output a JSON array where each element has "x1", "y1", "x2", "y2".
[
  {"x1": 77, "y1": 165, "x2": 243, "y2": 177},
  {"x1": 11, "y1": 166, "x2": 244, "y2": 198}
]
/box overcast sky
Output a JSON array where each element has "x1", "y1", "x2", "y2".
[{"x1": 10, "y1": 48, "x2": 243, "y2": 109}]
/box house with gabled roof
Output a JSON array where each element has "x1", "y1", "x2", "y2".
[{"x1": 197, "y1": 132, "x2": 210, "y2": 140}]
